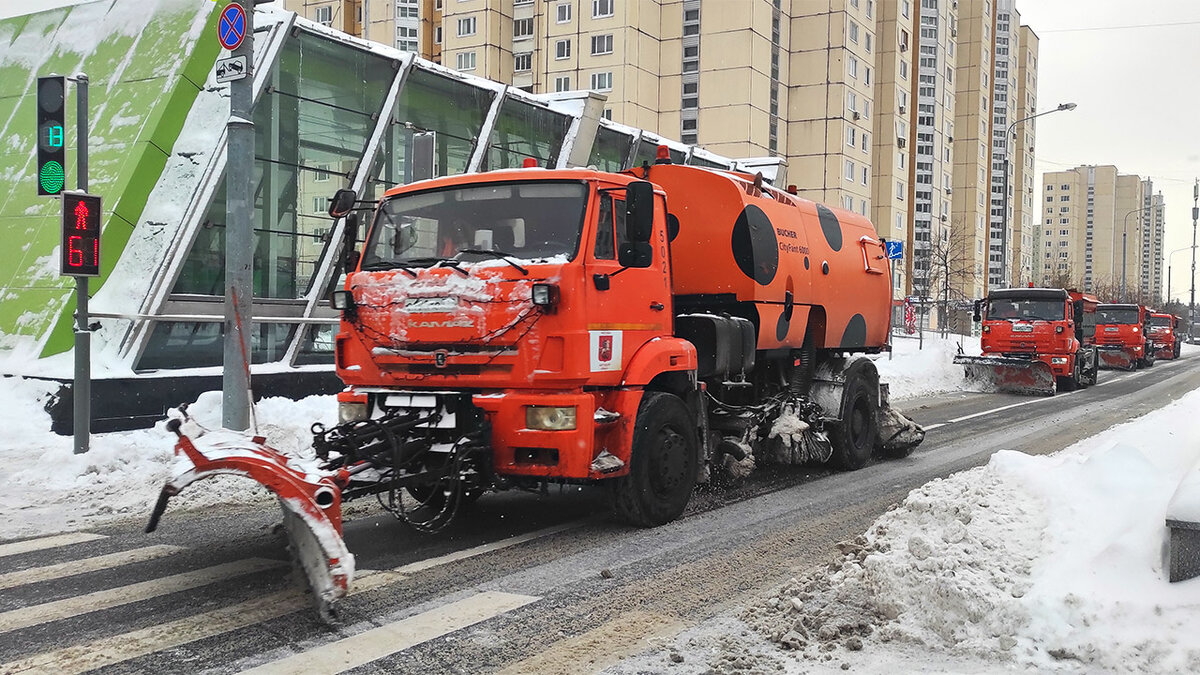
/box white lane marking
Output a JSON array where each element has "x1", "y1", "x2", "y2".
[
  {"x1": 923, "y1": 423, "x2": 946, "y2": 431},
  {"x1": 0, "y1": 533, "x2": 106, "y2": 559},
  {"x1": 0, "y1": 521, "x2": 584, "y2": 673},
  {"x1": 0, "y1": 558, "x2": 284, "y2": 634},
  {"x1": 237, "y1": 591, "x2": 539, "y2": 675},
  {"x1": 392, "y1": 521, "x2": 581, "y2": 575},
  {"x1": 0, "y1": 545, "x2": 186, "y2": 591},
  {"x1": 947, "y1": 396, "x2": 1050, "y2": 424}
]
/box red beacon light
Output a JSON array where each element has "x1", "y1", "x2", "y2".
[
  {"x1": 654, "y1": 144, "x2": 672, "y2": 164},
  {"x1": 522, "y1": 158, "x2": 538, "y2": 168}
]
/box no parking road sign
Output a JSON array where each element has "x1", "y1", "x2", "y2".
[{"x1": 218, "y1": 3, "x2": 246, "y2": 51}]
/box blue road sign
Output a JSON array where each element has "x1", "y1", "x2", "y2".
[
  {"x1": 885, "y1": 240, "x2": 904, "y2": 260},
  {"x1": 218, "y1": 3, "x2": 246, "y2": 51}
]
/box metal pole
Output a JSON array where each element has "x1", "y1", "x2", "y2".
[
  {"x1": 223, "y1": 7, "x2": 254, "y2": 431},
  {"x1": 888, "y1": 246, "x2": 896, "y2": 360},
  {"x1": 72, "y1": 73, "x2": 89, "y2": 454},
  {"x1": 1191, "y1": 179, "x2": 1197, "y2": 332},
  {"x1": 1121, "y1": 224, "x2": 1127, "y2": 302}
]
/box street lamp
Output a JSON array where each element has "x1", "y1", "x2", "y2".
[
  {"x1": 1168, "y1": 245, "x2": 1195, "y2": 304},
  {"x1": 1000, "y1": 102, "x2": 1077, "y2": 289},
  {"x1": 1121, "y1": 204, "x2": 1156, "y2": 302}
]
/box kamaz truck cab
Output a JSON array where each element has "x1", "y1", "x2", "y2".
[{"x1": 1096, "y1": 303, "x2": 1153, "y2": 370}]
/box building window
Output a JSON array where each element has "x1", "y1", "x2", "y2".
[
  {"x1": 896, "y1": 180, "x2": 905, "y2": 200},
  {"x1": 456, "y1": 50, "x2": 476, "y2": 71},
  {"x1": 314, "y1": 5, "x2": 332, "y2": 24},
  {"x1": 554, "y1": 75, "x2": 571, "y2": 92},
  {"x1": 682, "y1": 118, "x2": 697, "y2": 131},
  {"x1": 593, "y1": 0, "x2": 614, "y2": 19},
  {"x1": 848, "y1": 55, "x2": 858, "y2": 78},
  {"x1": 556, "y1": 39, "x2": 571, "y2": 59},
  {"x1": 557, "y1": 3, "x2": 571, "y2": 23},
  {"x1": 435, "y1": 26, "x2": 442, "y2": 43},
  {"x1": 847, "y1": 127, "x2": 857, "y2": 146},
  {"x1": 513, "y1": 17, "x2": 533, "y2": 38},
  {"x1": 313, "y1": 164, "x2": 330, "y2": 182},
  {"x1": 862, "y1": 132, "x2": 869, "y2": 152},
  {"x1": 681, "y1": 96, "x2": 698, "y2": 108},
  {"x1": 899, "y1": 60, "x2": 908, "y2": 80},
  {"x1": 862, "y1": 167, "x2": 869, "y2": 185},
  {"x1": 845, "y1": 160, "x2": 855, "y2": 181},
  {"x1": 514, "y1": 52, "x2": 532, "y2": 72},
  {"x1": 849, "y1": 22, "x2": 859, "y2": 44},
  {"x1": 865, "y1": 33, "x2": 872, "y2": 54},
  {"x1": 457, "y1": 16, "x2": 476, "y2": 37},
  {"x1": 591, "y1": 34, "x2": 613, "y2": 55},
  {"x1": 591, "y1": 71, "x2": 613, "y2": 91},
  {"x1": 683, "y1": 82, "x2": 697, "y2": 95}
]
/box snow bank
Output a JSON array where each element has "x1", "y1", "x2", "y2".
[
  {"x1": 729, "y1": 386, "x2": 1200, "y2": 673},
  {"x1": 0, "y1": 377, "x2": 335, "y2": 539},
  {"x1": 875, "y1": 333, "x2": 979, "y2": 401}
]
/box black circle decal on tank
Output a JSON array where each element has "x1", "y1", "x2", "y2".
[
  {"x1": 730, "y1": 204, "x2": 779, "y2": 285},
  {"x1": 840, "y1": 313, "x2": 867, "y2": 348},
  {"x1": 776, "y1": 312, "x2": 790, "y2": 342},
  {"x1": 815, "y1": 203, "x2": 843, "y2": 252}
]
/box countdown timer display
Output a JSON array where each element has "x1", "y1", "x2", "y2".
[{"x1": 60, "y1": 192, "x2": 101, "y2": 277}]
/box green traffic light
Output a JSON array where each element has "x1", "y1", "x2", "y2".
[{"x1": 39, "y1": 160, "x2": 64, "y2": 194}]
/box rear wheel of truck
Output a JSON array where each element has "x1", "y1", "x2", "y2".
[
  {"x1": 610, "y1": 391, "x2": 698, "y2": 528},
  {"x1": 829, "y1": 359, "x2": 880, "y2": 471}
]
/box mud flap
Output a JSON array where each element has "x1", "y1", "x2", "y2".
[
  {"x1": 953, "y1": 354, "x2": 1056, "y2": 396},
  {"x1": 146, "y1": 422, "x2": 354, "y2": 622},
  {"x1": 876, "y1": 383, "x2": 925, "y2": 458}
]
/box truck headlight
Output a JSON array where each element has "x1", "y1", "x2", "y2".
[
  {"x1": 526, "y1": 406, "x2": 577, "y2": 430},
  {"x1": 982, "y1": 325, "x2": 991, "y2": 333},
  {"x1": 338, "y1": 400, "x2": 369, "y2": 423},
  {"x1": 1132, "y1": 326, "x2": 1139, "y2": 333},
  {"x1": 1051, "y1": 357, "x2": 1068, "y2": 364}
]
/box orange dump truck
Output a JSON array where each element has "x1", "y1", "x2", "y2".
[
  {"x1": 149, "y1": 156, "x2": 924, "y2": 617},
  {"x1": 955, "y1": 288, "x2": 1100, "y2": 395},
  {"x1": 1096, "y1": 303, "x2": 1154, "y2": 370},
  {"x1": 1148, "y1": 312, "x2": 1183, "y2": 360}
]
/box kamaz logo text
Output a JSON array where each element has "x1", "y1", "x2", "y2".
[{"x1": 412, "y1": 319, "x2": 474, "y2": 328}]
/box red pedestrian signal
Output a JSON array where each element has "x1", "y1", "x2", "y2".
[{"x1": 61, "y1": 192, "x2": 101, "y2": 277}]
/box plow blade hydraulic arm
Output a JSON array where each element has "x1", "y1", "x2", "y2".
[
  {"x1": 953, "y1": 353, "x2": 1056, "y2": 396},
  {"x1": 146, "y1": 419, "x2": 354, "y2": 621}
]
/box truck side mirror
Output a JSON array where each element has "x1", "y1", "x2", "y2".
[
  {"x1": 625, "y1": 180, "x2": 654, "y2": 243},
  {"x1": 972, "y1": 299, "x2": 982, "y2": 323},
  {"x1": 329, "y1": 188, "x2": 357, "y2": 218}
]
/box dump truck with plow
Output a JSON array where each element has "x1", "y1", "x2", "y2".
[
  {"x1": 147, "y1": 152, "x2": 924, "y2": 618},
  {"x1": 1148, "y1": 312, "x2": 1184, "y2": 360},
  {"x1": 954, "y1": 287, "x2": 1099, "y2": 395},
  {"x1": 1095, "y1": 303, "x2": 1154, "y2": 370}
]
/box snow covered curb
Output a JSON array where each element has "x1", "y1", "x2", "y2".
[{"x1": 874, "y1": 333, "x2": 979, "y2": 401}]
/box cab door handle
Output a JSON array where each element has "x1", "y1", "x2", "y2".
[{"x1": 649, "y1": 302, "x2": 665, "y2": 311}]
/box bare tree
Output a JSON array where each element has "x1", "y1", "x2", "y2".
[{"x1": 925, "y1": 221, "x2": 977, "y2": 336}]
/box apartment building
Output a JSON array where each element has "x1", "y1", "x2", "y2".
[
  {"x1": 1009, "y1": 24, "x2": 1038, "y2": 286},
  {"x1": 1039, "y1": 166, "x2": 1163, "y2": 302},
  {"x1": 986, "y1": 1, "x2": 1019, "y2": 288},
  {"x1": 908, "y1": 0, "x2": 956, "y2": 302},
  {"x1": 870, "y1": 0, "x2": 915, "y2": 296},
  {"x1": 285, "y1": 0, "x2": 434, "y2": 54},
  {"x1": 949, "y1": 0, "x2": 995, "y2": 301}
]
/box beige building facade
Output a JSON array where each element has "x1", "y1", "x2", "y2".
[
  {"x1": 1009, "y1": 24, "x2": 1039, "y2": 286},
  {"x1": 1039, "y1": 166, "x2": 1164, "y2": 303}
]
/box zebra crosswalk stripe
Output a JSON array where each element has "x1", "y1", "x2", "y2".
[
  {"x1": 0, "y1": 545, "x2": 186, "y2": 591},
  {"x1": 0, "y1": 533, "x2": 106, "y2": 559}
]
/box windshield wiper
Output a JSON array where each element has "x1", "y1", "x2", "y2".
[
  {"x1": 455, "y1": 248, "x2": 529, "y2": 275},
  {"x1": 360, "y1": 260, "x2": 417, "y2": 277}
]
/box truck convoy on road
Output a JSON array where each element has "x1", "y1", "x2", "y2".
[
  {"x1": 148, "y1": 153, "x2": 925, "y2": 618},
  {"x1": 1148, "y1": 312, "x2": 1184, "y2": 360},
  {"x1": 954, "y1": 287, "x2": 1100, "y2": 395},
  {"x1": 1096, "y1": 303, "x2": 1155, "y2": 370}
]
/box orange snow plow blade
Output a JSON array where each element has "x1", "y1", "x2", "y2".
[
  {"x1": 953, "y1": 354, "x2": 1056, "y2": 396},
  {"x1": 1097, "y1": 348, "x2": 1136, "y2": 370},
  {"x1": 146, "y1": 419, "x2": 353, "y2": 621}
]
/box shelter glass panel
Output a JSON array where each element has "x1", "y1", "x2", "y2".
[
  {"x1": 172, "y1": 30, "x2": 395, "y2": 300},
  {"x1": 139, "y1": 322, "x2": 298, "y2": 370},
  {"x1": 480, "y1": 98, "x2": 570, "y2": 170},
  {"x1": 589, "y1": 125, "x2": 633, "y2": 172}
]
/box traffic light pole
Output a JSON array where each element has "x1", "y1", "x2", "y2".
[{"x1": 71, "y1": 73, "x2": 89, "y2": 454}]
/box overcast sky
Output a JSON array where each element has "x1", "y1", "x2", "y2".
[
  {"x1": 3, "y1": 0, "x2": 1199, "y2": 301},
  {"x1": 1018, "y1": 0, "x2": 1200, "y2": 302}
]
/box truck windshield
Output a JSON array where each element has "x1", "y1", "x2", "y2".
[
  {"x1": 1149, "y1": 316, "x2": 1172, "y2": 327},
  {"x1": 1097, "y1": 308, "x2": 1140, "y2": 324},
  {"x1": 986, "y1": 298, "x2": 1064, "y2": 321},
  {"x1": 362, "y1": 181, "x2": 588, "y2": 269}
]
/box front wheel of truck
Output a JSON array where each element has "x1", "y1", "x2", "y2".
[{"x1": 610, "y1": 391, "x2": 698, "y2": 528}]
